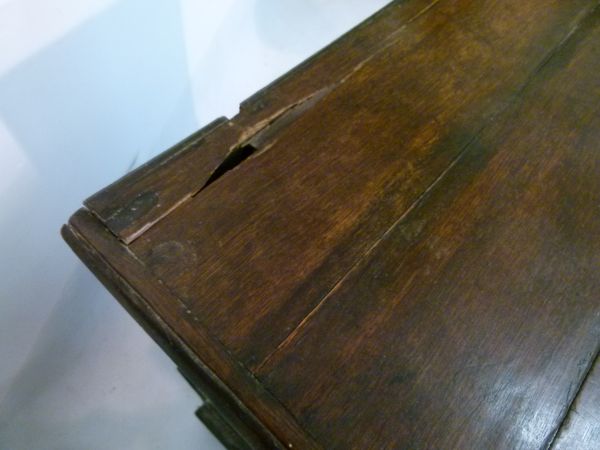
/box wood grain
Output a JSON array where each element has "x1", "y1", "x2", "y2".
[
  {"x1": 551, "y1": 353, "x2": 600, "y2": 449},
  {"x1": 130, "y1": 0, "x2": 597, "y2": 371},
  {"x1": 257, "y1": 6, "x2": 600, "y2": 448},
  {"x1": 63, "y1": 211, "x2": 318, "y2": 449},
  {"x1": 84, "y1": 0, "x2": 441, "y2": 243},
  {"x1": 63, "y1": 0, "x2": 600, "y2": 448},
  {"x1": 196, "y1": 403, "x2": 250, "y2": 450}
]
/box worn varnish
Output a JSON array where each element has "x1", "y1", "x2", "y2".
[{"x1": 63, "y1": 1, "x2": 600, "y2": 448}]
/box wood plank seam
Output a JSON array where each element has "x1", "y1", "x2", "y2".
[
  {"x1": 254, "y1": 129, "x2": 479, "y2": 373},
  {"x1": 256, "y1": 0, "x2": 600, "y2": 373},
  {"x1": 87, "y1": 117, "x2": 229, "y2": 225}
]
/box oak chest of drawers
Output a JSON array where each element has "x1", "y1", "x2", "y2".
[{"x1": 64, "y1": 1, "x2": 600, "y2": 448}]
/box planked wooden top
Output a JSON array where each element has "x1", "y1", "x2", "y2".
[{"x1": 63, "y1": 1, "x2": 600, "y2": 448}]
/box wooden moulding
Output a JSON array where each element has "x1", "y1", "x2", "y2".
[
  {"x1": 62, "y1": 212, "x2": 309, "y2": 448},
  {"x1": 196, "y1": 403, "x2": 250, "y2": 450}
]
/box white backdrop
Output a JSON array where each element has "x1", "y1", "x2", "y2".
[{"x1": 0, "y1": 1, "x2": 389, "y2": 448}]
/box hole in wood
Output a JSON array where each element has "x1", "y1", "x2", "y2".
[{"x1": 203, "y1": 144, "x2": 257, "y2": 190}]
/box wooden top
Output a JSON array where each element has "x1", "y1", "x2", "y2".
[{"x1": 63, "y1": 1, "x2": 600, "y2": 448}]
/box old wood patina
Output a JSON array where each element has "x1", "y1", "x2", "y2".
[{"x1": 63, "y1": 1, "x2": 600, "y2": 448}]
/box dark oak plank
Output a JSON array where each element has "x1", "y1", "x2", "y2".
[
  {"x1": 256, "y1": 6, "x2": 600, "y2": 448},
  {"x1": 552, "y1": 354, "x2": 600, "y2": 450},
  {"x1": 129, "y1": 0, "x2": 597, "y2": 371}
]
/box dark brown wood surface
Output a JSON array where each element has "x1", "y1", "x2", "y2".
[
  {"x1": 552, "y1": 356, "x2": 600, "y2": 450},
  {"x1": 256, "y1": 8, "x2": 600, "y2": 446},
  {"x1": 64, "y1": 1, "x2": 600, "y2": 448},
  {"x1": 131, "y1": 0, "x2": 597, "y2": 370}
]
